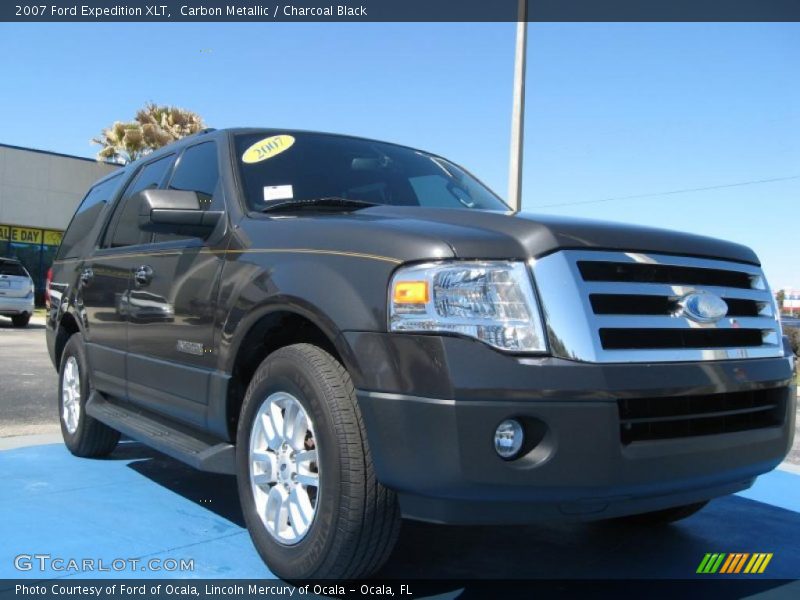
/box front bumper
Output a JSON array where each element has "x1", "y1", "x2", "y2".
[
  {"x1": 0, "y1": 295, "x2": 34, "y2": 316},
  {"x1": 345, "y1": 332, "x2": 796, "y2": 524}
]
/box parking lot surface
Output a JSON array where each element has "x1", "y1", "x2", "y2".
[{"x1": 0, "y1": 317, "x2": 58, "y2": 437}]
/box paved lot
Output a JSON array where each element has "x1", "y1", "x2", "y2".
[{"x1": 0, "y1": 317, "x2": 59, "y2": 437}]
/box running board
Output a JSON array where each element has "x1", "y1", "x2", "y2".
[{"x1": 85, "y1": 392, "x2": 236, "y2": 474}]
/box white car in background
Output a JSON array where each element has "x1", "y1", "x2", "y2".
[{"x1": 0, "y1": 258, "x2": 35, "y2": 327}]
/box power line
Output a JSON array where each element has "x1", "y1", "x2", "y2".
[{"x1": 534, "y1": 174, "x2": 800, "y2": 209}]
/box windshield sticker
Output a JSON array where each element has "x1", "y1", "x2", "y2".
[
  {"x1": 242, "y1": 135, "x2": 295, "y2": 164},
  {"x1": 263, "y1": 184, "x2": 294, "y2": 202}
]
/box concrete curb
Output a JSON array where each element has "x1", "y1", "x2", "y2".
[
  {"x1": 778, "y1": 462, "x2": 800, "y2": 475},
  {"x1": 0, "y1": 432, "x2": 62, "y2": 450}
]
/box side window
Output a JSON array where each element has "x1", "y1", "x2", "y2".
[
  {"x1": 169, "y1": 142, "x2": 219, "y2": 206},
  {"x1": 154, "y1": 142, "x2": 220, "y2": 243},
  {"x1": 57, "y1": 173, "x2": 124, "y2": 259},
  {"x1": 104, "y1": 154, "x2": 175, "y2": 248}
]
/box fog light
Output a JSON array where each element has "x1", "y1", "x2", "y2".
[{"x1": 494, "y1": 419, "x2": 524, "y2": 459}]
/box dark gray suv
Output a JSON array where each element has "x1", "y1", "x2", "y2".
[{"x1": 46, "y1": 128, "x2": 796, "y2": 579}]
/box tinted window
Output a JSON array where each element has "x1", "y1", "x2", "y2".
[
  {"x1": 168, "y1": 142, "x2": 219, "y2": 206},
  {"x1": 154, "y1": 142, "x2": 221, "y2": 243},
  {"x1": 106, "y1": 155, "x2": 175, "y2": 248},
  {"x1": 234, "y1": 132, "x2": 507, "y2": 212},
  {"x1": 0, "y1": 260, "x2": 27, "y2": 276},
  {"x1": 57, "y1": 173, "x2": 124, "y2": 259}
]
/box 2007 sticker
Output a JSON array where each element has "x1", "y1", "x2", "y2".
[{"x1": 242, "y1": 135, "x2": 295, "y2": 164}]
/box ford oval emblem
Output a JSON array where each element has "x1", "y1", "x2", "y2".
[{"x1": 679, "y1": 292, "x2": 728, "y2": 323}]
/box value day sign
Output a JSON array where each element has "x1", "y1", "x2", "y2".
[
  {"x1": 0, "y1": 224, "x2": 62, "y2": 246},
  {"x1": 43, "y1": 230, "x2": 63, "y2": 246}
]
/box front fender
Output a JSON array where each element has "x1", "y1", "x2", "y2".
[{"x1": 215, "y1": 252, "x2": 398, "y2": 381}]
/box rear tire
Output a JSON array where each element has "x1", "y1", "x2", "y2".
[
  {"x1": 11, "y1": 313, "x2": 30, "y2": 328},
  {"x1": 236, "y1": 343, "x2": 401, "y2": 579},
  {"x1": 612, "y1": 501, "x2": 709, "y2": 525},
  {"x1": 59, "y1": 335, "x2": 120, "y2": 457}
]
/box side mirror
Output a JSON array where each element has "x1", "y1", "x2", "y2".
[{"x1": 137, "y1": 189, "x2": 223, "y2": 231}]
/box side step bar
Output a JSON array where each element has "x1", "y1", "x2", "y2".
[{"x1": 86, "y1": 392, "x2": 236, "y2": 475}]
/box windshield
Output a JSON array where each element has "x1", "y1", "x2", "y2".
[{"x1": 234, "y1": 132, "x2": 508, "y2": 212}]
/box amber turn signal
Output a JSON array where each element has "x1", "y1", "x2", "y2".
[{"x1": 393, "y1": 281, "x2": 429, "y2": 304}]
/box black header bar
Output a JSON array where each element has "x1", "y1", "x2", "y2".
[{"x1": 3, "y1": 1, "x2": 800, "y2": 22}]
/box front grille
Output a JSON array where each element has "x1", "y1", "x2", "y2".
[
  {"x1": 578, "y1": 261, "x2": 754, "y2": 289},
  {"x1": 589, "y1": 294, "x2": 762, "y2": 317},
  {"x1": 600, "y1": 328, "x2": 764, "y2": 350},
  {"x1": 531, "y1": 250, "x2": 784, "y2": 362},
  {"x1": 618, "y1": 388, "x2": 786, "y2": 444}
]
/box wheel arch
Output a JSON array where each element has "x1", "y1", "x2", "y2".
[
  {"x1": 221, "y1": 300, "x2": 361, "y2": 442},
  {"x1": 54, "y1": 310, "x2": 82, "y2": 369}
]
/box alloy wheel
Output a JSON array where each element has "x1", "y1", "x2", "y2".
[
  {"x1": 61, "y1": 356, "x2": 81, "y2": 434},
  {"x1": 249, "y1": 391, "x2": 320, "y2": 544}
]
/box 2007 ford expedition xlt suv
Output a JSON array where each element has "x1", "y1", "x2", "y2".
[{"x1": 46, "y1": 128, "x2": 796, "y2": 579}]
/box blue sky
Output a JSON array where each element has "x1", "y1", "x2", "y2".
[{"x1": 0, "y1": 22, "x2": 797, "y2": 287}]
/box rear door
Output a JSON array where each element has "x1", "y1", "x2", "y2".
[
  {"x1": 81, "y1": 154, "x2": 176, "y2": 399},
  {"x1": 124, "y1": 141, "x2": 228, "y2": 428},
  {"x1": 49, "y1": 172, "x2": 125, "y2": 361}
]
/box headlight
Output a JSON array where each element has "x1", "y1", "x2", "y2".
[{"x1": 389, "y1": 261, "x2": 547, "y2": 353}]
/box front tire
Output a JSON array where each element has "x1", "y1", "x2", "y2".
[
  {"x1": 236, "y1": 343, "x2": 401, "y2": 579},
  {"x1": 59, "y1": 335, "x2": 120, "y2": 457}
]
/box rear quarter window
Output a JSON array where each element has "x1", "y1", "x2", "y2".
[{"x1": 58, "y1": 172, "x2": 125, "y2": 259}]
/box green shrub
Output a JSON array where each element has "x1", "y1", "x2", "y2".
[{"x1": 785, "y1": 326, "x2": 800, "y2": 357}]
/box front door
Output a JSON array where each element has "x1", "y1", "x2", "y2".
[{"x1": 124, "y1": 141, "x2": 227, "y2": 429}]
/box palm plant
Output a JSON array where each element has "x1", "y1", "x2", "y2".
[
  {"x1": 92, "y1": 121, "x2": 148, "y2": 164},
  {"x1": 92, "y1": 103, "x2": 207, "y2": 164}
]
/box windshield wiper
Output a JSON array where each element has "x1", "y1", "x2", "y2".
[{"x1": 260, "y1": 197, "x2": 379, "y2": 213}]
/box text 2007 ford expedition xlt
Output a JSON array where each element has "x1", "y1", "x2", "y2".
[{"x1": 46, "y1": 128, "x2": 796, "y2": 579}]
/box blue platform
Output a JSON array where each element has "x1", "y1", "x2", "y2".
[{"x1": 1, "y1": 441, "x2": 799, "y2": 580}]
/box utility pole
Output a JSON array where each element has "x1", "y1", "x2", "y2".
[{"x1": 507, "y1": 0, "x2": 527, "y2": 212}]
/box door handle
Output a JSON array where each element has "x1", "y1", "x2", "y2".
[
  {"x1": 80, "y1": 268, "x2": 94, "y2": 285},
  {"x1": 134, "y1": 265, "x2": 154, "y2": 287}
]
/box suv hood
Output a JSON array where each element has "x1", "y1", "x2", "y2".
[{"x1": 354, "y1": 206, "x2": 760, "y2": 265}]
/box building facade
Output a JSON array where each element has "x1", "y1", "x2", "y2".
[
  {"x1": 782, "y1": 289, "x2": 800, "y2": 315},
  {"x1": 0, "y1": 143, "x2": 118, "y2": 303}
]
